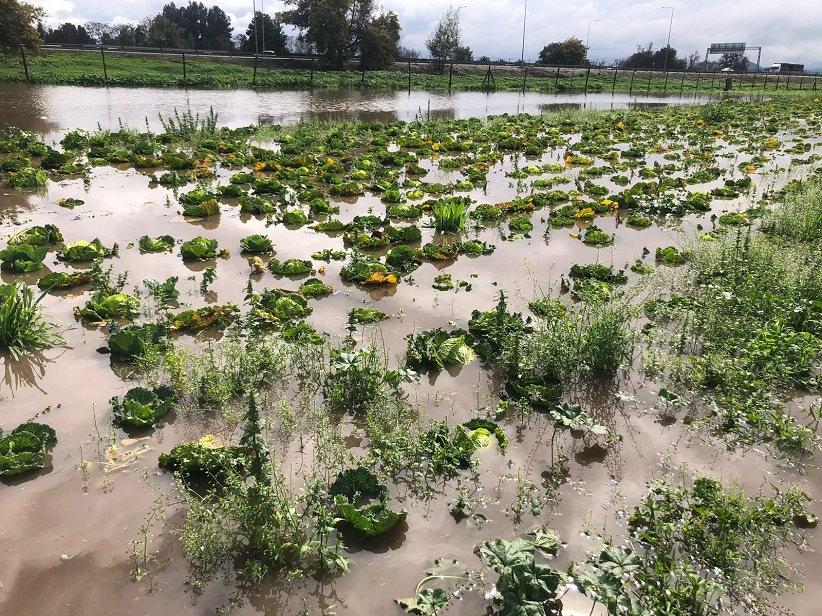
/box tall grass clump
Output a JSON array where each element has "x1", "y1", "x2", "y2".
[
  {"x1": 0, "y1": 282, "x2": 65, "y2": 360},
  {"x1": 506, "y1": 298, "x2": 636, "y2": 384},
  {"x1": 159, "y1": 106, "x2": 219, "y2": 140},
  {"x1": 761, "y1": 179, "x2": 822, "y2": 243},
  {"x1": 430, "y1": 197, "x2": 469, "y2": 233},
  {"x1": 643, "y1": 214, "x2": 822, "y2": 457}
]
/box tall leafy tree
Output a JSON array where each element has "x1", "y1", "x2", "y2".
[
  {"x1": 44, "y1": 23, "x2": 94, "y2": 45},
  {"x1": 240, "y1": 12, "x2": 287, "y2": 54},
  {"x1": 0, "y1": 0, "x2": 45, "y2": 54},
  {"x1": 280, "y1": 0, "x2": 382, "y2": 68},
  {"x1": 719, "y1": 53, "x2": 749, "y2": 72},
  {"x1": 359, "y1": 11, "x2": 400, "y2": 70},
  {"x1": 205, "y1": 6, "x2": 233, "y2": 51},
  {"x1": 618, "y1": 43, "x2": 685, "y2": 70},
  {"x1": 146, "y1": 14, "x2": 189, "y2": 48},
  {"x1": 425, "y1": 5, "x2": 462, "y2": 73},
  {"x1": 538, "y1": 36, "x2": 587, "y2": 66}
]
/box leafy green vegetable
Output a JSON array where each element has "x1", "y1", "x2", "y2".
[
  {"x1": 298, "y1": 278, "x2": 332, "y2": 296},
  {"x1": 655, "y1": 245, "x2": 686, "y2": 264},
  {"x1": 138, "y1": 234, "x2": 175, "y2": 252},
  {"x1": 329, "y1": 467, "x2": 407, "y2": 537},
  {"x1": 9, "y1": 166, "x2": 47, "y2": 188},
  {"x1": 406, "y1": 328, "x2": 477, "y2": 371},
  {"x1": 239, "y1": 195, "x2": 277, "y2": 214},
  {"x1": 110, "y1": 386, "x2": 176, "y2": 428},
  {"x1": 180, "y1": 236, "x2": 218, "y2": 260},
  {"x1": 255, "y1": 289, "x2": 312, "y2": 322},
  {"x1": 0, "y1": 243, "x2": 47, "y2": 272},
  {"x1": 107, "y1": 322, "x2": 167, "y2": 358},
  {"x1": 7, "y1": 224, "x2": 63, "y2": 246},
  {"x1": 477, "y1": 538, "x2": 566, "y2": 616},
  {"x1": 0, "y1": 422, "x2": 57, "y2": 477},
  {"x1": 348, "y1": 307, "x2": 390, "y2": 323},
  {"x1": 74, "y1": 293, "x2": 139, "y2": 322},
  {"x1": 168, "y1": 304, "x2": 238, "y2": 331},
  {"x1": 158, "y1": 438, "x2": 247, "y2": 479},
  {"x1": 239, "y1": 234, "x2": 273, "y2": 253},
  {"x1": 37, "y1": 271, "x2": 91, "y2": 290},
  {"x1": 281, "y1": 210, "x2": 310, "y2": 225},
  {"x1": 268, "y1": 258, "x2": 312, "y2": 276},
  {"x1": 59, "y1": 239, "x2": 115, "y2": 261}
]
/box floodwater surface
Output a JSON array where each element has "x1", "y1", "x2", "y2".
[{"x1": 1, "y1": 86, "x2": 821, "y2": 616}]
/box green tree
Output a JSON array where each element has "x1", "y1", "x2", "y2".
[
  {"x1": 359, "y1": 11, "x2": 401, "y2": 70},
  {"x1": 719, "y1": 52, "x2": 749, "y2": 72},
  {"x1": 205, "y1": 6, "x2": 233, "y2": 50},
  {"x1": 240, "y1": 12, "x2": 287, "y2": 54},
  {"x1": 146, "y1": 14, "x2": 189, "y2": 48},
  {"x1": 44, "y1": 23, "x2": 94, "y2": 45},
  {"x1": 538, "y1": 36, "x2": 587, "y2": 65},
  {"x1": 618, "y1": 42, "x2": 684, "y2": 70},
  {"x1": 0, "y1": 0, "x2": 45, "y2": 54},
  {"x1": 426, "y1": 5, "x2": 462, "y2": 73},
  {"x1": 280, "y1": 0, "x2": 380, "y2": 68}
]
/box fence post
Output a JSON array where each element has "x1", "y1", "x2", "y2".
[
  {"x1": 20, "y1": 45, "x2": 29, "y2": 81},
  {"x1": 182, "y1": 52, "x2": 187, "y2": 80},
  {"x1": 583, "y1": 66, "x2": 590, "y2": 93},
  {"x1": 751, "y1": 72, "x2": 756, "y2": 89},
  {"x1": 679, "y1": 70, "x2": 685, "y2": 96},
  {"x1": 361, "y1": 67, "x2": 365, "y2": 86},
  {"x1": 663, "y1": 70, "x2": 668, "y2": 94},
  {"x1": 448, "y1": 63, "x2": 453, "y2": 91},
  {"x1": 554, "y1": 65, "x2": 560, "y2": 90},
  {"x1": 800, "y1": 76, "x2": 804, "y2": 90},
  {"x1": 629, "y1": 69, "x2": 635, "y2": 96},
  {"x1": 763, "y1": 73, "x2": 768, "y2": 89},
  {"x1": 646, "y1": 69, "x2": 652, "y2": 94},
  {"x1": 407, "y1": 60, "x2": 411, "y2": 91},
  {"x1": 710, "y1": 72, "x2": 715, "y2": 91},
  {"x1": 775, "y1": 75, "x2": 780, "y2": 90},
  {"x1": 522, "y1": 65, "x2": 527, "y2": 92},
  {"x1": 785, "y1": 75, "x2": 790, "y2": 90},
  {"x1": 611, "y1": 68, "x2": 618, "y2": 94},
  {"x1": 100, "y1": 46, "x2": 108, "y2": 80},
  {"x1": 694, "y1": 71, "x2": 701, "y2": 93},
  {"x1": 253, "y1": 54, "x2": 257, "y2": 86},
  {"x1": 310, "y1": 57, "x2": 314, "y2": 87}
]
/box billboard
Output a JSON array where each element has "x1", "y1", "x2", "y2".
[{"x1": 708, "y1": 43, "x2": 747, "y2": 54}]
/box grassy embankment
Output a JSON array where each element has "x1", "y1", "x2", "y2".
[{"x1": 1, "y1": 49, "x2": 820, "y2": 94}]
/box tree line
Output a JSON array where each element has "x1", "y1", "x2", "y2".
[
  {"x1": 537, "y1": 37, "x2": 750, "y2": 72},
  {"x1": 3, "y1": 0, "x2": 402, "y2": 70},
  {"x1": 2, "y1": 0, "x2": 754, "y2": 73}
]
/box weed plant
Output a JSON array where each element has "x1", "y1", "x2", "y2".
[
  {"x1": 508, "y1": 297, "x2": 636, "y2": 384},
  {"x1": 577, "y1": 472, "x2": 812, "y2": 616},
  {"x1": 644, "y1": 190, "x2": 822, "y2": 458},
  {"x1": 430, "y1": 197, "x2": 469, "y2": 233},
  {"x1": 0, "y1": 282, "x2": 65, "y2": 359}
]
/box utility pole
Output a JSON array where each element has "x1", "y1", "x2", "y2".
[
  {"x1": 520, "y1": 0, "x2": 528, "y2": 64},
  {"x1": 662, "y1": 6, "x2": 674, "y2": 72},
  {"x1": 252, "y1": 0, "x2": 259, "y2": 56}
]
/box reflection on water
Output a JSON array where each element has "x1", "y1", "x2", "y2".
[
  {"x1": 1, "y1": 348, "x2": 59, "y2": 394},
  {"x1": 0, "y1": 83, "x2": 726, "y2": 140}
]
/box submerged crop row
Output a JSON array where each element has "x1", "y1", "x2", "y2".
[{"x1": 1, "y1": 97, "x2": 821, "y2": 615}]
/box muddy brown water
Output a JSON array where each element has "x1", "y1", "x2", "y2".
[{"x1": 1, "y1": 85, "x2": 821, "y2": 615}]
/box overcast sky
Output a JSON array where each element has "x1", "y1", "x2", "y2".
[{"x1": 30, "y1": 0, "x2": 822, "y2": 68}]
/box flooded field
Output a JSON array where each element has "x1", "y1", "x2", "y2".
[{"x1": 1, "y1": 87, "x2": 821, "y2": 616}]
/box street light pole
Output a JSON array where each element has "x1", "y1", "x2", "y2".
[
  {"x1": 252, "y1": 0, "x2": 259, "y2": 56},
  {"x1": 520, "y1": 0, "x2": 528, "y2": 64},
  {"x1": 662, "y1": 6, "x2": 674, "y2": 72},
  {"x1": 586, "y1": 19, "x2": 598, "y2": 55}
]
